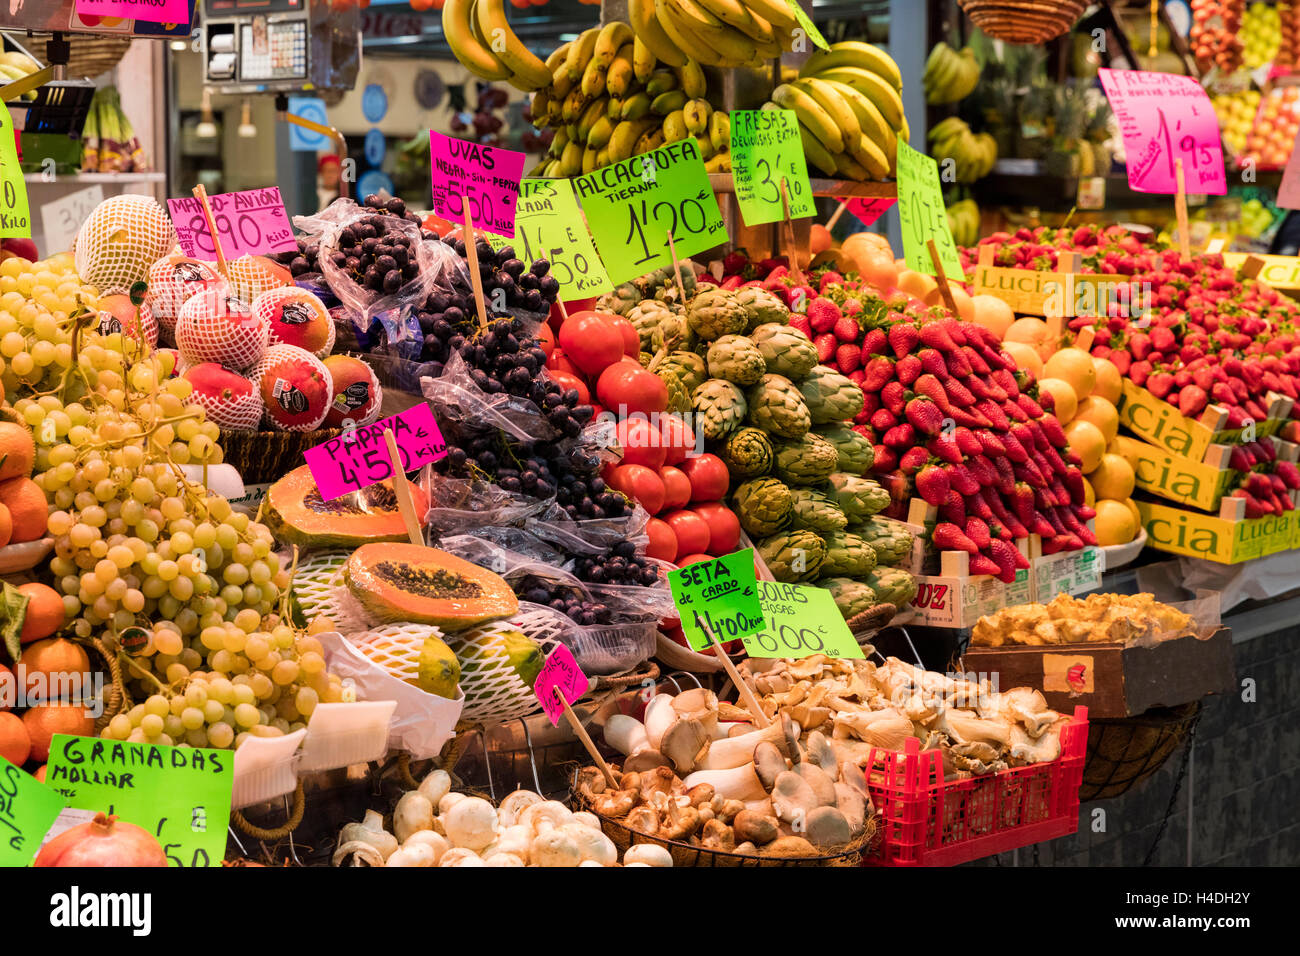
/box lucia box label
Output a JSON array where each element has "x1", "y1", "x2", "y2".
[
  {"x1": 1137, "y1": 499, "x2": 1294, "y2": 563},
  {"x1": 1222, "y1": 252, "x2": 1300, "y2": 290},
  {"x1": 1126, "y1": 438, "x2": 1236, "y2": 511}
]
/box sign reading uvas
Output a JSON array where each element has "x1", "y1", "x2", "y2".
[{"x1": 429, "y1": 132, "x2": 526, "y2": 238}]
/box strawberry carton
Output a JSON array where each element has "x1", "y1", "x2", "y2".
[{"x1": 1138, "y1": 496, "x2": 1298, "y2": 563}]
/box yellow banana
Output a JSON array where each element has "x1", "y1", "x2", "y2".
[
  {"x1": 633, "y1": 37, "x2": 658, "y2": 83},
  {"x1": 822, "y1": 78, "x2": 894, "y2": 157},
  {"x1": 564, "y1": 28, "x2": 601, "y2": 82},
  {"x1": 833, "y1": 150, "x2": 870, "y2": 181},
  {"x1": 629, "y1": 0, "x2": 688, "y2": 67},
  {"x1": 607, "y1": 44, "x2": 636, "y2": 97},
  {"x1": 558, "y1": 140, "x2": 585, "y2": 177},
  {"x1": 677, "y1": 59, "x2": 707, "y2": 99},
  {"x1": 794, "y1": 78, "x2": 860, "y2": 148},
  {"x1": 609, "y1": 118, "x2": 661, "y2": 161},
  {"x1": 731, "y1": 7, "x2": 775, "y2": 44},
  {"x1": 656, "y1": 0, "x2": 724, "y2": 66},
  {"x1": 847, "y1": 132, "x2": 889, "y2": 179},
  {"x1": 562, "y1": 87, "x2": 589, "y2": 122},
  {"x1": 475, "y1": 0, "x2": 553, "y2": 90},
  {"x1": 588, "y1": 115, "x2": 616, "y2": 150},
  {"x1": 741, "y1": 0, "x2": 797, "y2": 31},
  {"x1": 709, "y1": 110, "x2": 730, "y2": 153},
  {"x1": 693, "y1": 0, "x2": 756, "y2": 33},
  {"x1": 683, "y1": 98, "x2": 712, "y2": 135},
  {"x1": 597, "y1": 146, "x2": 611, "y2": 169},
  {"x1": 595, "y1": 22, "x2": 635, "y2": 67},
  {"x1": 815, "y1": 66, "x2": 905, "y2": 129},
  {"x1": 665, "y1": 0, "x2": 756, "y2": 64},
  {"x1": 546, "y1": 43, "x2": 573, "y2": 96},
  {"x1": 607, "y1": 96, "x2": 624, "y2": 119},
  {"x1": 772, "y1": 82, "x2": 842, "y2": 153},
  {"x1": 695, "y1": 134, "x2": 716, "y2": 160},
  {"x1": 443, "y1": 0, "x2": 511, "y2": 81},
  {"x1": 577, "y1": 97, "x2": 609, "y2": 143},
  {"x1": 797, "y1": 121, "x2": 837, "y2": 175},
  {"x1": 547, "y1": 126, "x2": 570, "y2": 158},
  {"x1": 800, "y1": 41, "x2": 903, "y2": 92},
  {"x1": 531, "y1": 89, "x2": 550, "y2": 124},
  {"x1": 636, "y1": 127, "x2": 667, "y2": 155},
  {"x1": 622, "y1": 92, "x2": 653, "y2": 120},
  {"x1": 705, "y1": 152, "x2": 732, "y2": 173},
  {"x1": 652, "y1": 89, "x2": 689, "y2": 115},
  {"x1": 663, "y1": 110, "x2": 689, "y2": 143},
  {"x1": 582, "y1": 145, "x2": 600, "y2": 174},
  {"x1": 646, "y1": 70, "x2": 680, "y2": 96},
  {"x1": 581, "y1": 56, "x2": 608, "y2": 98}
]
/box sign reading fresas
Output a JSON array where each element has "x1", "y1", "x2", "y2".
[
  {"x1": 0, "y1": 756, "x2": 67, "y2": 866},
  {"x1": 533, "y1": 645, "x2": 589, "y2": 727},
  {"x1": 0, "y1": 103, "x2": 31, "y2": 239},
  {"x1": 845, "y1": 196, "x2": 897, "y2": 228},
  {"x1": 729, "y1": 109, "x2": 816, "y2": 227},
  {"x1": 303, "y1": 402, "x2": 448, "y2": 501},
  {"x1": 667, "y1": 549, "x2": 764, "y2": 652},
  {"x1": 428, "y1": 132, "x2": 526, "y2": 238},
  {"x1": 75, "y1": 0, "x2": 192, "y2": 26},
  {"x1": 167, "y1": 187, "x2": 297, "y2": 260},
  {"x1": 41, "y1": 185, "x2": 105, "y2": 255},
  {"x1": 485, "y1": 179, "x2": 612, "y2": 297},
  {"x1": 574, "y1": 138, "x2": 727, "y2": 285},
  {"x1": 1098, "y1": 68, "x2": 1227, "y2": 196},
  {"x1": 743, "y1": 582, "x2": 864, "y2": 659},
  {"x1": 44, "y1": 735, "x2": 232, "y2": 867},
  {"x1": 895, "y1": 141, "x2": 963, "y2": 278}
]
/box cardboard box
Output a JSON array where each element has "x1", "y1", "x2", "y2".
[
  {"x1": 963, "y1": 627, "x2": 1236, "y2": 718},
  {"x1": 1117, "y1": 380, "x2": 1288, "y2": 462},
  {"x1": 1032, "y1": 545, "x2": 1102, "y2": 603},
  {"x1": 969, "y1": 246, "x2": 1139, "y2": 323},
  {"x1": 1137, "y1": 498, "x2": 1296, "y2": 563},
  {"x1": 1119, "y1": 434, "x2": 1237, "y2": 511}
]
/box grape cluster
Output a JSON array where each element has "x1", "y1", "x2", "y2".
[
  {"x1": 516, "y1": 574, "x2": 613, "y2": 626},
  {"x1": 279, "y1": 194, "x2": 426, "y2": 280},
  {"x1": 443, "y1": 237, "x2": 561, "y2": 318},
  {"x1": 573, "y1": 542, "x2": 661, "y2": 587}
]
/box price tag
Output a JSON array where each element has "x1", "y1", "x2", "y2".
[
  {"x1": 533, "y1": 645, "x2": 589, "y2": 727},
  {"x1": 730, "y1": 109, "x2": 816, "y2": 227},
  {"x1": 0, "y1": 103, "x2": 31, "y2": 240},
  {"x1": 895, "y1": 141, "x2": 963, "y2": 278},
  {"x1": 786, "y1": 0, "x2": 831, "y2": 51},
  {"x1": 743, "y1": 582, "x2": 864, "y2": 659},
  {"x1": 41, "y1": 185, "x2": 104, "y2": 256},
  {"x1": 45, "y1": 735, "x2": 232, "y2": 868},
  {"x1": 667, "y1": 549, "x2": 765, "y2": 652},
  {"x1": 0, "y1": 756, "x2": 68, "y2": 866},
  {"x1": 428, "y1": 131, "x2": 526, "y2": 238},
  {"x1": 1076, "y1": 176, "x2": 1106, "y2": 210},
  {"x1": 303, "y1": 401, "x2": 448, "y2": 501},
  {"x1": 1278, "y1": 128, "x2": 1300, "y2": 210},
  {"x1": 845, "y1": 196, "x2": 897, "y2": 228},
  {"x1": 1098, "y1": 68, "x2": 1226, "y2": 196},
  {"x1": 167, "y1": 186, "x2": 297, "y2": 260},
  {"x1": 485, "y1": 179, "x2": 612, "y2": 297},
  {"x1": 575, "y1": 139, "x2": 726, "y2": 285},
  {"x1": 75, "y1": 0, "x2": 192, "y2": 27}
]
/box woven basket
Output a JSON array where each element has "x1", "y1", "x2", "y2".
[
  {"x1": 27, "y1": 34, "x2": 132, "y2": 79},
  {"x1": 1079, "y1": 702, "x2": 1200, "y2": 802},
  {"x1": 957, "y1": 0, "x2": 1087, "y2": 45},
  {"x1": 220, "y1": 428, "x2": 342, "y2": 486}
]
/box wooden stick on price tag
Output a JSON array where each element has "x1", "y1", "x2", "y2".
[
  {"x1": 554, "y1": 686, "x2": 620, "y2": 789},
  {"x1": 383, "y1": 428, "x2": 425, "y2": 547},
  {"x1": 926, "y1": 239, "x2": 960, "y2": 316},
  {"x1": 825, "y1": 200, "x2": 849, "y2": 232},
  {"x1": 664, "y1": 229, "x2": 688, "y2": 303},
  {"x1": 555, "y1": 298, "x2": 569, "y2": 322},
  {"x1": 697, "y1": 616, "x2": 770, "y2": 728},
  {"x1": 779, "y1": 178, "x2": 805, "y2": 286},
  {"x1": 461, "y1": 198, "x2": 490, "y2": 331},
  {"x1": 1174, "y1": 158, "x2": 1191, "y2": 260},
  {"x1": 191, "y1": 184, "x2": 229, "y2": 279}
]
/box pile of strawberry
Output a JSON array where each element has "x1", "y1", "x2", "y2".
[{"x1": 1226, "y1": 441, "x2": 1300, "y2": 517}]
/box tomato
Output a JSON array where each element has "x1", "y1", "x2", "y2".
[
  {"x1": 558, "y1": 311, "x2": 626, "y2": 376},
  {"x1": 663, "y1": 509, "x2": 710, "y2": 559},
  {"x1": 660, "y1": 414, "x2": 697, "y2": 466},
  {"x1": 537, "y1": 321, "x2": 556, "y2": 356},
  {"x1": 615, "y1": 418, "x2": 665, "y2": 470},
  {"x1": 604, "y1": 314, "x2": 640, "y2": 357},
  {"x1": 563, "y1": 296, "x2": 598, "y2": 314},
  {"x1": 659, "y1": 466, "x2": 691, "y2": 511},
  {"x1": 545, "y1": 348, "x2": 584, "y2": 379},
  {"x1": 691, "y1": 502, "x2": 741, "y2": 555},
  {"x1": 645, "y1": 518, "x2": 678, "y2": 562},
  {"x1": 606, "y1": 464, "x2": 665, "y2": 514},
  {"x1": 546, "y1": 369, "x2": 589, "y2": 405},
  {"x1": 676, "y1": 553, "x2": 715, "y2": 567},
  {"x1": 597, "y1": 363, "x2": 667, "y2": 416},
  {"x1": 679, "y1": 453, "x2": 729, "y2": 503}
]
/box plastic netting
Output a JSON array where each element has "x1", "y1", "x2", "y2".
[
  {"x1": 252, "y1": 286, "x2": 337, "y2": 358},
  {"x1": 74, "y1": 194, "x2": 176, "y2": 294},
  {"x1": 224, "y1": 255, "x2": 294, "y2": 304},
  {"x1": 247, "y1": 345, "x2": 332, "y2": 431},
  {"x1": 175, "y1": 289, "x2": 268, "y2": 371},
  {"x1": 349, "y1": 621, "x2": 448, "y2": 683},
  {"x1": 145, "y1": 255, "x2": 228, "y2": 339},
  {"x1": 451, "y1": 619, "x2": 566, "y2": 725},
  {"x1": 290, "y1": 549, "x2": 369, "y2": 632}
]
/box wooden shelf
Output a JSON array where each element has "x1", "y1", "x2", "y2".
[{"x1": 709, "y1": 174, "x2": 897, "y2": 198}]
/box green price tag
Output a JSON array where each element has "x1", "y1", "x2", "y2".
[
  {"x1": 730, "y1": 110, "x2": 816, "y2": 227},
  {"x1": 573, "y1": 139, "x2": 727, "y2": 285},
  {"x1": 895, "y1": 140, "x2": 964, "y2": 279},
  {"x1": 0, "y1": 756, "x2": 68, "y2": 866},
  {"x1": 486, "y1": 179, "x2": 613, "y2": 298},
  {"x1": 45, "y1": 735, "x2": 233, "y2": 868},
  {"x1": 743, "y1": 582, "x2": 865, "y2": 659},
  {"x1": 0, "y1": 103, "x2": 31, "y2": 239},
  {"x1": 668, "y1": 549, "x2": 765, "y2": 652},
  {"x1": 787, "y1": 1, "x2": 831, "y2": 51}
]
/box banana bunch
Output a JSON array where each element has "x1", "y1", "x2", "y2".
[
  {"x1": 528, "y1": 22, "x2": 732, "y2": 178},
  {"x1": 928, "y1": 116, "x2": 997, "y2": 183},
  {"x1": 946, "y1": 198, "x2": 980, "y2": 248},
  {"x1": 0, "y1": 49, "x2": 41, "y2": 101},
  {"x1": 766, "y1": 41, "x2": 906, "y2": 182},
  {"x1": 923, "y1": 42, "x2": 980, "y2": 105},
  {"x1": 443, "y1": 0, "x2": 555, "y2": 92},
  {"x1": 635, "y1": 0, "x2": 801, "y2": 68}
]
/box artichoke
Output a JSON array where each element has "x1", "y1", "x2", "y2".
[
  {"x1": 732, "y1": 477, "x2": 793, "y2": 537},
  {"x1": 707, "y1": 334, "x2": 767, "y2": 386},
  {"x1": 651, "y1": 311, "x2": 697, "y2": 355},
  {"x1": 829, "y1": 472, "x2": 891, "y2": 521},
  {"x1": 757, "y1": 530, "x2": 826, "y2": 583},
  {"x1": 597, "y1": 282, "x2": 642, "y2": 316},
  {"x1": 816, "y1": 424, "x2": 876, "y2": 475},
  {"x1": 855, "y1": 515, "x2": 915, "y2": 566},
  {"x1": 865, "y1": 567, "x2": 919, "y2": 609},
  {"x1": 750, "y1": 323, "x2": 819, "y2": 380},
  {"x1": 691, "y1": 378, "x2": 747, "y2": 442},
  {"x1": 819, "y1": 532, "x2": 878, "y2": 578},
  {"x1": 628, "y1": 299, "x2": 676, "y2": 351},
  {"x1": 653, "y1": 349, "x2": 708, "y2": 393},
  {"x1": 735, "y1": 286, "x2": 790, "y2": 331},
  {"x1": 822, "y1": 577, "x2": 878, "y2": 620},
  {"x1": 686, "y1": 287, "x2": 749, "y2": 341},
  {"x1": 789, "y1": 488, "x2": 848, "y2": 533},
  {"x1": 662, "y1": 372, "x2": 692, "y2": 414},
  {"x1": 797, "y1": 365, "x2": 865, "y2": 424},
  {"x1": 746, "y1": 373, "x2": 811, "y2": 440},
  {"x1": 773, "y1": 433, "x2": 839, "y2": 485},
  {"x1": 720, "y1": 427, "x2": 775, "y2": 479}
]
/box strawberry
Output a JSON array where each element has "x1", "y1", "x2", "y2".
[
  {"x1": 918, "y1": 322, "x2": 959, "y2": 353},
  {"x1": 967, "y1": 455, "x2": 997, "y2": 487},
  {"x1": 936, "y1": 318, "x2": 968, "y2": 346},
  {"x1": 1017, "y1": 393, "x2": 1045, "y2": 419},
  {"x1": 1034, "y1": 487, "x2": 1058, "y2": 510},
  {"x1": 926, "y1": 431, "x2": 962, "y2": 463},
  {"x1": 1276, "y1": 460, "x2": 1300, "y2": 489},
  {"x1": 848, "y1": 369, "x2": 866, "y2": 386},
  {"x1": 987, "y1": 493, "x2": 1027, "y2": 538},
  {"x1": 946, "y1": 347, "x2": 973, "y2": 377},
  {"x1": 953, "y1": 427, "x2": 982, "y2": 456},
  {"x1": 960, "y1": 345, "x2": 991, "y2": 375},
  {"x1": 942, "y1": 378, "x2": 976, "y2": 407},
  {"x1": 807, "y1": 298, "x2": 841, "y2": 332},
  {"x1": 888, "y1": 323, "x2": 920, "y2": 358},
  {"x1": 964, "y1": 517, "x2": 992, "y2": 550},
  {"x1": 862, "y1": 327, "x2": 887, "y2": 356},
  {"x1": 992, "y1": 456, "x2": 1017, "y2": 495},
  {"x1": 915, "y1": 464, "x2": 951, "y2": 505},
  {"x1": 1011, "y1": 482, "x2": 1037, "y2": 527},
  {"x1": 968, "y1": 489, "x2": 995, "y2": 520},
  {"x1": 874, "y1": 445, "x2": 898, "y2": 473},
  {"x1": 836, "y1": 343, "x2": 863, "y2": 373},
  {"x1": 1040, "y1": 415, "x2": 1069, "y2": 448},
  {"x1": 1075, "y1": 503, "x2": 1096, "y2": 521},
  {"x1": 1001, "y1": 399, "x2": 1028, "y2": 423},
  {"x1": 945, "y1": 462, "x2": 981, "y2": 495},
  {"x1": 969, "y1": 553, "x2": 1002, "y2": 576},
  {"x1": 917, "y1": 348, "x2": 949, "y2": 378},
  {"x1": 1037, "y1": 387, "x2": 1057, "y2": 413},
  {"x1": 932, "y1": 522, "x2": 979, "y2": 554},
  {"x1": 1001, "y1": 430, "x2": 1029, "y2": 463},
  {"x1": 833, "y1": 314, "x2": 861, "y2": 343},
  {"x1": 905, "y1": 397, "x2": 945, "y2": 436},
  {"x1": 986, "y1": 540, "x2": 1019, "y2": 583},
  {"x1": 975, "y1": 399, "x2": 1010, "y2": 430},
  {"x1": 861, "y1": 356, "x2": 895, "y2": 391},
  {"x1": 938, "y1": 488, "x2": 966, "y2": 525},
  {"x1": 975, "y1": 430, "x2": 1007, "y2": 457},
  {"x1": 991, "y1": 368, "x2": 1021, "y2": 398},
  {"x1": 900, "y1": 446, "x2": 930, "y2": 476},
  {"x1": 814, "y1": 333, "x2": 837, "y2": 363},
  {"x1": 883, "y1": 423, "x2": 916, "y2": 448},
  {"x1": 1013, "y1": 459, "x2": 1047, "y2": 487},
  {"x1": 870, "y1": 408, "x2": 898, "y2": 431},
  {"x1": 1031, "y1": 513, "x2": 1057, "y2": 538},
  {"x1": 818, "y1": 271, "x2": 845, "y2": 293},
  {"x1": 1228, "y1": 446, "x2": 1252, "y2": 471},
  {"x1": 895, "y1": 354, "x2": 923, "y2": 385},
  {"x1": 881, "y1": 381, "x2": 908, "y2": 415},
  {"x1": 787, "y1": 313, "x2": 813, "y2": 338}
]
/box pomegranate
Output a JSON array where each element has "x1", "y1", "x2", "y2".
[
  {"x1": 249, "y1": 344, "x2": 332, "y2": 431},
  {"x1": 34, "y1": 812, "x2": 168, "y2": 867},
  {"x1": 184, "y1": 363, "x2": 264, "y2": 430},
  {"x1": 321, "y1": 354, "x2": 382, "y2": 428}
]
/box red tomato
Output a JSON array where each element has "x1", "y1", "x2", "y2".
[
  {"x1": 692, "y1": 502, "x2": 741, "y2": 555},
  {"x1": 597, "y1": 363, "x2": 667, "y2": 416},
  {"x1": 607, "y1": 464, "x2": 665, "y2": 514},
  {"x1": 604, "y1": 315, "x2": 640, "y2": 357},
  {"x1": 663, "y1": 510, "x2": 710, "y2": 559},
  {"x1": 660, "y1": 414, "x2": 697, "y2": 466},
  {"x1": 616, "y1": 418, "x2": 665, "y2": 470},
  {"x1": 546, "y1": 369, "x2": 589, "y2": 405},
  {"x1": 537, "y1": 321, "x2": 556, "y2": 356},
  {"x1": 659, "y1": 466, "x2": 692, "y2": 511},
  {"x1": 545, "y1": 348, "x2": 584, "y2": 378},
  {"x1": 563, "y1": 296, "x2": 598, "y2": 314},
  {"x1": 558, "y1": 312, "x2": 625, "y2": 376},
  {"x1": 645, "y1": 518, "x2": 678, "y2": 562},
  {"x1": 676, "y1": 553, "x2": 715, "y2": 567},
  {"x1": 679, "y1": 453, "x2": 730, "y2": 503}
]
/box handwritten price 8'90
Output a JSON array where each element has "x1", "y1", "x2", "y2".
[
  {"x1": 184, "y1": 212, "x2": 266, "y2": 256},
  {"x1": 626, "y1": 195, "x2": 712, "y2": 267},
  {"x1": 750, "y1": 623, "x2": 827, "y2": 656}
]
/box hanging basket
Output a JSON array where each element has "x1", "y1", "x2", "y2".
[
  {"x1": 26, "y1": 33, "x2": 133, "y2": 80},
  {"x1": 957, "y1": 0, "x2": 1088, "y2": 45},
  {"x1": 1079, "y1": 702, "x2": 1201, "y2": 802}
]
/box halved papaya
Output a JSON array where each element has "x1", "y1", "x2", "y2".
[
  {"x1": 344, "y1": 542, "x2": 519, "y2": 631},
  {"x1": 261, "y1": 466, "x2": 430, "y2": 547}
]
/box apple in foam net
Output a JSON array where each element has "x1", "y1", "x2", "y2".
[
  {"x1": 182, "y1": 363, "x2": 264, "y2": 431},
  {"x1": 321, "y1": 355, "x2": 382, "y2": 428}
]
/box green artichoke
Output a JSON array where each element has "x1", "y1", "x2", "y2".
[
  {"x1": 662, "y1": 372, "x2": 692, "y2": 414},
  {"x1": 686, "y1": 287, "x2": 749, "y2": 341},
  {"x1": 735, "y1": 286, "x2": 791, "y2": 331},
  {"x1": 757, "y1": 530, "x2": 826, "y2": 583},
  {"x1": 653, "y1": 350, "x2": 708, "y2": 393},
  {"x1": 829, "y1": 473, "x2": 891, "y2": 521},
  {"x1": 628, "y1": 299, "x2": 675, "y2": 351},
  {"x1": 819, "y1": 532, "x2": 878, "y2": 578},
  {"x1": 822, "y1": 577, "x2": 878, "y2": 620},
  {"x1": 746, "y1": 373, "x2": 811, "y2": 440},
  {"x1": 720, "y1": 427, "x2": 775, "y2": 479},
  {"x1": 750, "y1": 323, "x2": 819, "y2": 380},
  {"x1": 707, "y1": 334, "x2": 767, "y2": 386},
  {"x1": 797, "y1": 365, "x2": 865, "y2": 424},
  {"x1": 597, "y1": 282, "x2": 642, "y2": 316},
  {"x1": 691, "y1": 378, "x2": 748, "y2": 442},
  {"x1": 774, "y1": 433, "x2": 839, "y2": 486},
  {"x1": 855, "y1": 515, "x2": 915, "y2": 566},
  {"x1": 732, "y1": 477, "x2": 793, "y2": 537},
  {"x1": 865, "y1": 567, "x2": 919, "y2": 609},
  {"x1": 651, "y1": 311, "x2": 698, "y2": 355},
  {"x1": 816, "y1": 424, "x2": 876, "y2": 475},
  {"x1": 789, "y1": 488, "x2": 848, "y2": 533}
]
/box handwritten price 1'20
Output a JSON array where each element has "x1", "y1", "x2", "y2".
[{"x1": 626, "y1": 194, "x2": 713, "y2": 268}]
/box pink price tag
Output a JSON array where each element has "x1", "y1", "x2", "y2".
[
  {"x1": 428, "y1": 131, "x2": 526, "y2": 239},
  {"x1": 1278, "y1": 128, "x2": 1300, "y2": 210},
  {"x1": 1098, "y1": 68, "x2": 1226, "y2": 196},
  {"x1": 167, "y1": 187, "x2": 298, "y2": 261},
  {"x1": 844, "y1": 196, "x2": 897, "y2": 228},
  {"x1": 303, "y1": 402, "x2": 448, "y2": 501},
  {"x1": 533, "y1": 645, "x2": 588, "y2": 727},
  {"x1": 76, "y1": 0, "x2": 191, "y2": 27}
]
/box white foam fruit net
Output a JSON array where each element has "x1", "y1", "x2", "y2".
[
  {"x1": 146, "y1": 256, "x2": 229, "y2": 337},
  {"x1": 253, "y1": 286, "x2": 337, "y2": 358},
  {"x1": 74, "y1": 194, "x2": 177, "y2": 294},
  {"x1": 225, "y1": 254, "x2": 292, "y2": 303},
  {"x1": 290, "y1": 549, "x2": 370, "y2": 632},
  {"x1": 451, "y1": 619, "x2": 565, "y2": 725},
  {"x1": 350, "y1": 621, "x2": 447, "y2": 685}
]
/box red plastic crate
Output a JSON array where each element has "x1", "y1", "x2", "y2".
[{"x1": 862, "y1": 706, "x2": 1088, "y2": 866}]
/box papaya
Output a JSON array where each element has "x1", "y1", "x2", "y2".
[
  {"x1": 260, "y1": 465, "x2": 431, "y2": 548},
  {"x1": 344, "y1": 542, "x2": 519, "y2": 631},
  {"x1": 456, "y1": 627, "x2": 544, "y2": 690},
  {"x1": 417, "y1": 636, "x2": 462, "y2": 700}
]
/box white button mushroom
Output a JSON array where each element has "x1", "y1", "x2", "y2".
[
  {"x1": 570, "y1": 811, "x2": 602, "y2": 831},
  {"x1": 438, "y1": 848, "x2": 486, "y2": 867},
  {"x1": 443, "y1": 796, "x2": 499, "y2": 852},
  {"x1": 483, "y1": 824, "x2": 532, "y2": 863},
  {"x1": 419, "y1": 770, "x2": 452, "y2": 808},
  {"x1": 393, "y1": 791, "x2": 435, "y2": 844},
  {"x1": 623, "y1": 844, "x2": 673, "y2": 867},
  {"x1": 578, "y1": 860, "x2": 605, "y2": 867},
  {"x1": 385, "y1": 842, "x2": 437, "y2": 867},
  {"x1": 497, "y1": 789, "x2": 544, "y2": 828},
  {"x1": 530, "y1": 828, "x2": 582, "y2": 867},
  {"x1": 437, "y1": 791, "x2": 467, "y2": 816},
  {"x1": 518, "y1": 800, "x2": 572, "y2": 835},
  {"x1": 401, "y1": 830, "x2": 450, "y2": 864},
  {"x1": 560, "y1": 822, "x2": 617, "y2": 866},
  {"x1": 486, "y1": 852, "x2": 525, "y2": 867}
]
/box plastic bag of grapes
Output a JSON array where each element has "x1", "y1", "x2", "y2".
[
  {"x1": 420, "y1": 349, "x2": 555, "y2": 443},
  {"x1": 524, "y1": 502, "x2": 651, "y2": 558},
  {"x1": 422, "y1": 472, "x2": 557, "y2": 537}
]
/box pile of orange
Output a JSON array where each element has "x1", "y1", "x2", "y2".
[{"x1": 0, "y1": 421, "x2": 42, "y2": 546}]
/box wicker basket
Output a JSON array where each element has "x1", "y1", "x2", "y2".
[
  {"x1": 220, "y1": 428, "x2": 342, "y2": 486},
  {"x1": 957, "y1": 0, "x2": 1088, "y2": 45},
  {"x1": 1079, "y1": 702, "x2": 1200, "y2": 802},
  {"x1": 26, "y1": 34, "x2": 133, "y2": 79}
]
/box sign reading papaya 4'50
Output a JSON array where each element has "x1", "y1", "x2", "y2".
[{"x1": 303, "y1": 402, "x2": 447, "y2": 501}]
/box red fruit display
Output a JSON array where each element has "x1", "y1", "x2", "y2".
[
  {"x1": 660, "y1": 466, "x2": 692, "y2": 511},
  {"x1": 660, "y1": 414, "x2": 697, "y2": 465},
  {"x1": 678, "y1": 453, "x2": 729, "y2": 503},
  {"x1": 691, "y1": 502, "x2": 741, "y2": 555},
  {"x1": 645, "y1": 517, "x2": 678, "y2": 561},
  {"x1": 183, "y1": 362, "x2": 264, "y2": 430},
  {"x1": 248, "y1": 344, "x2": 332, "y2": 431},
  {"x1": 615, "y1": 417, "x2": 666, "y2": 470},
  {"x1": 663, "y1": 509, "x2": 710, "y2": 559},
  {"x1": 606, "y1": 464, "x2": 666, "y2": 514}
]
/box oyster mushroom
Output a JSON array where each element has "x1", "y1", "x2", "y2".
[
  {"x1": 643, "y1": 694, "x2": 678, "y2": 750},
  {"x1": 733, "y1": 809, "x2": 779, "y2": 846},
  {"x1": 660, "y1": 717, "x2": 711, "y2": 773},
  {"x1": 792, "y1": 761, "x2": 838, "y2": 807},
  {"x1": 770, "y1": 771, "x2": 818, "y2": 829},
  {"x1": 804, "y1": 806, "x2": 852, "y2": 848}
]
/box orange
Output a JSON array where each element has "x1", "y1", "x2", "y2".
[
  {"x1": 22, "y1": 704, "x2": 94, "y2": 762},
  {"x1": 0, "y1": 422, "x2": 33, "y2": 482},
  {"x1": 1064, "y1": 419, "x2": 1106, "y2": 473},
  {"x1": 1092, "y1": 357, "x2": 1123, "y2": 405},
  {"x1": 1126, "y1": 497, "x2": 1142, "y2": 528},
  {"x1": 1095, "y1": 499, "x2": 1138, "y2": 546},
  {"x1": 33, "y1": 764, "x2": 45, "y2": 782},
  {"x1": 18, "y1": 582, "x2": 66, "y2": 644},
  {"x1": 854, "y1": 248, "x2": 900, "y2": 294},
  {"x1": 0, "y1": 477, "x2": 46, "y2": 544},
  {"x1": 1001, "y1": 341, "x2": 1043, "y2": 379},
  {"x1": 1038, "y1": 377, "x2": 1079, "y2": 424},
  {"x1": 1088, "y1": 453, "x2": 1136, "y2": 500},
  {"x1": 810, "y1": 224, "x2": 833, "y2": 256},
  {"x1": 19, "y1": 638, "x2": 91, "y2": 699},
  {"x1": 1082, "y1": 476, "x2": 1096, "y2": 509},
  {"x1": 1043, "y1": 347, "x2": 1097, "y2": 399},
  {"x1": 925, "y1": 283, "x2": 975, "y2": 322},
  {"x1": 0, "y1": 502, "x2": 10, "y2": 548},
  {"x1": 970, "y1": 294, "x2": 1015, "y2": 340},
  {"x1": 0, "y1": 711, "x2": 30, "y2": 766},
  {"x1": 1004, "y1": 316, "x2": 1055, "y2": 360},
  {"x1": 1074, "y1": 395, "x2": 1120, "y2": 444},
  {"x1": 896, "y1": 269, "x2": 937, "y2": 300},
  {"x1": 1107, "y1": 435, "x2": 1141, "y2": 469}
]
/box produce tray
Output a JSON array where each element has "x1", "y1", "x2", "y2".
[
  {"x1": 1114, "y1": 434, "x2": 1239, "y2": 511},
  {"x1": 862, "y1": 707, "x2": 1088, "y2": 866},
  {"x1": 1116, "y1": 379, "x2": 1290, "y2": 464},
  {"x1": 1136, "y1": 497, "x2": 1298, "y2": 563}
]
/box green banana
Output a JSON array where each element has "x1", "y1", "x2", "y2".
[
  {"x1": 652, "y1": 89, "x2": 688, "y2": 115},
  {"x1": 558, "y1": 140, "x2": 585, "y2": 176},
  {"x1": 646, "y1": 70, "x2": 680, "y2": 96},
  {"x1": 588, "y1": 115, "x2": 616, "y2": 150},
  {"x1": 683, "y1": 98, "x2": 712, "y2": 135},
  {"x1": 577, "y1": 97, "x2": 609, "y2": 142},
  {"x1": 621, "y1": 92, "x2": 653, "y2": 121}
]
